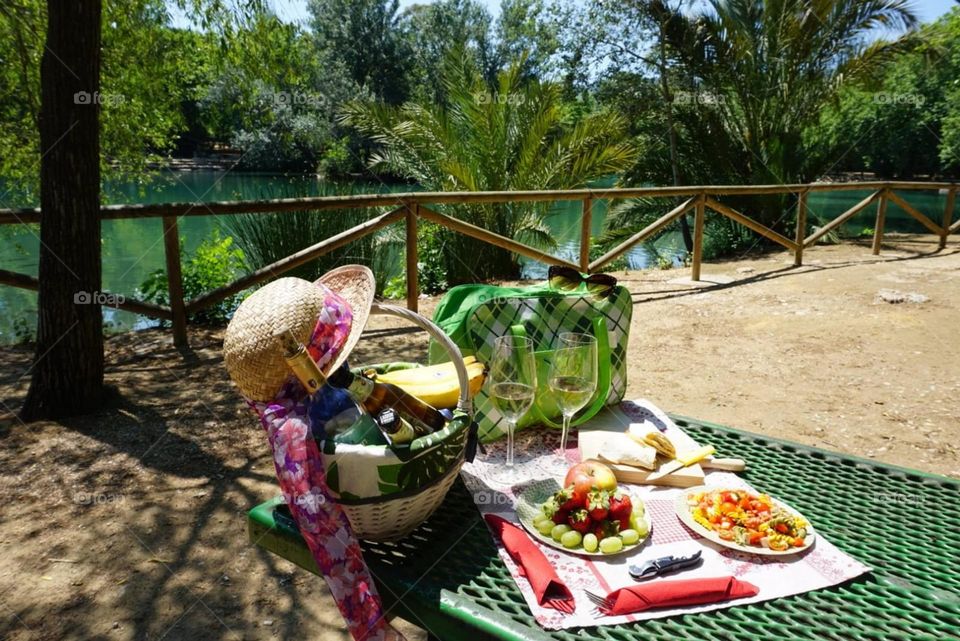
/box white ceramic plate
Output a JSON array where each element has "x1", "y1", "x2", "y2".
[
  {"x1": 675, "y1": 485, "x2": 816, "y2": 555},
  {"x1": 515, "y1": 478, "x2": 651, "y2": 557}
]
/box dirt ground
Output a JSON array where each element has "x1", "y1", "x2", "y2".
[{"x1": 1, "y1": 235, "x2": 958, "y2": 641}]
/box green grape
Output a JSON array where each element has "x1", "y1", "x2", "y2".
[
  {"x1": 619, "y1": 529, "x2": 640, "y2": 545},
  {"x1": 599, "y1": 536, "x2": 624, "y2": 554},
  {"x1": 560, "y1": 530, "x2": 583, "y2": 549},
  {"x1": 632, "y1": 501, "x2": 645, "y2": 517},
  {"x1": 551, "y1": 524, "x2": 571, "y2": 542},
  {"x1": 536, "y1": 520, "x2": 555, "y2": 536},
  {"x1": 582, "y1": 533, "x2": 599, "y2": 553},
  {"x1": 533, "y1": 514, "x2": 551, "y2": 527},
  {"x1": 633, "y1": 519, "x2": 649, "y2": 538}
]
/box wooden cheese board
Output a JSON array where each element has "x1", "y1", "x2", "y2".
[{"x1": 577, "y1": 404, "x2": 743, "y2": 488}]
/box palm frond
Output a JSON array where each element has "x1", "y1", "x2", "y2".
[{"x1": 338, "y1": 48, "x2": 638, "y2": 282}]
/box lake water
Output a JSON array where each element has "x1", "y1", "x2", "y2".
[{"x1": 0, "y1": 172, "x2": 950, "y2": 343}]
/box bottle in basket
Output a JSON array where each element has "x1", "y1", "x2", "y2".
[
  {"x1": 276, "y1": 328, "x2": 325, "y2": 394},
  {"x1": 373, "y1": 408, "x2": 417, "y2": 445},
  {"x1": 327, "y1": 364, "x2": 446, "y2": 433}
]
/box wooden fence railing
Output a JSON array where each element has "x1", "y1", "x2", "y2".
[{"x1": 1, "y1": 181, "x2": 956, "y2": 348}]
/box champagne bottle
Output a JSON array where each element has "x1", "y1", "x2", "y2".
[
  {"x1": 276, "y1": 328, "x2": 325, "y2": 394},
  {"x1": 327, "y1": 364, "x2": 446, "y2": 433}
]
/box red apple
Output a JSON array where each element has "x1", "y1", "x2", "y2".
[{"x1": 564, "y1": 460, "x2": 618, "y2": 499}]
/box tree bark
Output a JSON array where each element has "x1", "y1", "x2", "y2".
[
  {"x1": 657, "y1": 16, "x2": 693, "y2": 252},
  {"x1": 21, "y1": 0, "x2": 104, "y2": 421}
]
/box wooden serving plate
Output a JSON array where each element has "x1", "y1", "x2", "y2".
[{"x1": 577, "y1": 405, "x2": 707, "y2": 488}]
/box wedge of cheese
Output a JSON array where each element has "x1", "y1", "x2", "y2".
[
  {"x1": 627, "y1": 424, "x2": 676, "y2": 459},
  {"x1": 598, "y1": 433, "x2": 658, "y2": 470}
]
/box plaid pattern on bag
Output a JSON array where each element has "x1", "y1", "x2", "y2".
[{"x1": 464, "y1": 286, "x2": 632, "y2": 441}]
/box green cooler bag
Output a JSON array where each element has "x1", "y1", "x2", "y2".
[{"x1": 430, "y1": 282, "x2": 632, "y2": 442}]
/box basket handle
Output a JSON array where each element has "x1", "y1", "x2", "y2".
[{"x1": 369, "y1": 303, "x2": 473, "y2": 415}]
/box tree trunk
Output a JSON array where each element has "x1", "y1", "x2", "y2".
[
  {"x1": 657, "y1": 19, "x2": 693, "y2": 252},
  {"x1": 21, "y1": 0, "x2": 104, "y2": 421}
]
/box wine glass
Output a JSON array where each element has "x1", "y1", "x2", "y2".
[
  {"x1": 488, "y1": 335, "x2": 537, "y2": 471},
  {"x1": 548, "y1": 332, "x2": 598, "y2": 455}
]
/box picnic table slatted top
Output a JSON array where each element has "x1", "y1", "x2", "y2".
[{"x1": 248, "y1": 416, "x2": 960, "y2": 641}]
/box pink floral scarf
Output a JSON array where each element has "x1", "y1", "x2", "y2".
[{"x1": 246, "y1": 284, "x2": 403, "y2": 640}]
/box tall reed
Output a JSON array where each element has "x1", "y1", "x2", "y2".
[{"x1": 224, "y1": 182, "x2": 401, "y2": 293}]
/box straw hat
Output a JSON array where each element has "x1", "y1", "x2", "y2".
[{"x1": 223, "y1": 265, "x2": 376, "y2": 402}]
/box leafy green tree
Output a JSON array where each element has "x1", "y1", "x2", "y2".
[
  {"x1": 493, "y1": 0, "x2": 562, "y2": 80},
  {"x1": 934, "y1": 8, "x2": 960, "y2": 174},
  {"x1": 309, "y1": 0, "x2": 412, "y2": 104},
  {"x1": 813, "y1": 7, "x2": 960, "y2": 178},
  {"x1": 0, "y1": 0, "x2": 227, "y2": 193},
  {"x1": 0, "y1": 1, "x2": 43, "y2": 202},
  {"x1": 341, "y1": 52, "x2": 636, "y2": 284},
  {"x1": 200, "y1": 14, "x2": 362, "y2": 172},
  {"x1": 100, "y1": 3, "x2": 217, "y2": 175},
  {"x1": 398, "y1": 0, "x2": 561, "y2": 103},
  {"x1": 400, "y1": 0, "x2": 493, "y2": 103}
]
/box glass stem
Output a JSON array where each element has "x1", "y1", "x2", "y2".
[
  {"x1": 560, "y1": 413, "x2": 571, "y2": 453},
  {"x1": 506, "y1": 420, "x2": 515, "y2": 467}
]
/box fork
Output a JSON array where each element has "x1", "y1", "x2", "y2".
[{"x1": 584, "y1": 590, "x2": 613, "y2": 616}]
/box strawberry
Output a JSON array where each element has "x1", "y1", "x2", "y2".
[
  {"x1": 555, "y1": 485, "x2": 583, "y2": 511},
  {"x1": 552, "y1": 508, "x2": 570, "y2": 525},
  {"x1": 608, "y1": 494, "x2": 632, "y2": 521},
  {"x1": 567, "y1": 509, "x2": 591, "y2": 533},
  {"x1": 617, "y1": 515, "x2": 631, "y2": 531},
  {"x1": 586, "y1": 489, "x2": 610, "y2": 521},
  {"x1": 592, "y1": 524, "x2": 606, "y2": 541},
  {"x1": 540, "y1": 496, "x2": 560, "y2": 519},
  {"x1": 593, "y1": 519, "x2": 620, "y2": 541}
]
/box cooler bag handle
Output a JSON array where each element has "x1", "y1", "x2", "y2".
[{"x1": 508, "y1": 315, "x2": 612, "y2": 429}]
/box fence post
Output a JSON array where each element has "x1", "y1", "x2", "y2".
[
  {"x1": 161, "y1": 216, "x2": 188, "y2": 348},
  {"x1": 941, "y1": 187, "x2": 956, "y2": 249},
  {"x1": 580, "y1": 197, "x2": 593, "y2": 272},
  {"x1": 871, "y1": 189, "x2": 889, "y2": 255},
  {"x1": 691, "y1": 192, "x2": 706, "y2": 281},
  {"x1": 795, "y1": 190, "x2": 808, "y2": 266},
  {"x1": 406, "y1": 204, "x2": 419, "y2": 313}
]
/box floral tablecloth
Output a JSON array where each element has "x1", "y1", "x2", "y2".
[{"x1": 460, "y1": 400, "x2": 871, "y2": 630}]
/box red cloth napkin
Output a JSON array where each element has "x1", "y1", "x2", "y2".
[
  {"x1": 601, "y1": 576, "x2": 759, "y2": 615},
  {"x1": 484, "y1": 515, "x2": 575, "y2": 613}
]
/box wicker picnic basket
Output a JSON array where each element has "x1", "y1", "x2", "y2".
[{"x1": 319, "y1": 303, "x2": 475, "y2": 541}]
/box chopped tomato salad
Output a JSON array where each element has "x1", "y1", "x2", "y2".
[{"x1": 687, "y1": 489, "x2": 809, "y2": 551}]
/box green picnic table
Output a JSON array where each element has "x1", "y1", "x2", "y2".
[{"x1": 247, "y1": 415, "x2": 960, "y2": 641}]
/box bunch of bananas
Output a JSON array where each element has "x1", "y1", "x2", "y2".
[{"x1": 371, "y1": 357, "x2": 486, "y2": 409}]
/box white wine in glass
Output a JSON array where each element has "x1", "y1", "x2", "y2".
[
  {"x1": 548, "y1": 332, "x2": 597, "y2": 454},
  {"x1": 491, "y1": 383, "x2": 536, "y2": 423},
  {"x1": 489, "y1": 335, "x2": 536, "y2": 470}
]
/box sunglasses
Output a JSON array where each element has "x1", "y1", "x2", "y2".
[{"x1": 548, "y1": 265, "x2": 618, "y2": 299}]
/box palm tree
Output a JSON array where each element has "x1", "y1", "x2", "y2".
[
  {"x1": 694, "y1": 0, "x2": 917, "y2": 190},
  {"x1": 340, "y1": 52, "x2": 637, "y2": 284},
  {"x1": 601, "y1": 0, "x2": 917, "y2": 248}
]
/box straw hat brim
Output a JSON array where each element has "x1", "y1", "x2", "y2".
[
  {"x1": 223, "y1": 266, "x2": 376, "y2": 402},
  {"x1": 223, "y1": 277, "x2": 325, "y2": 402},
  {"x1": 315, "y1": 264, "x2": 375, "y2": 377}
]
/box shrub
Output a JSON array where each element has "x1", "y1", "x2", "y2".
[{"x1": 139, "y1": 231, "x2": 246, "y2": 325}]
